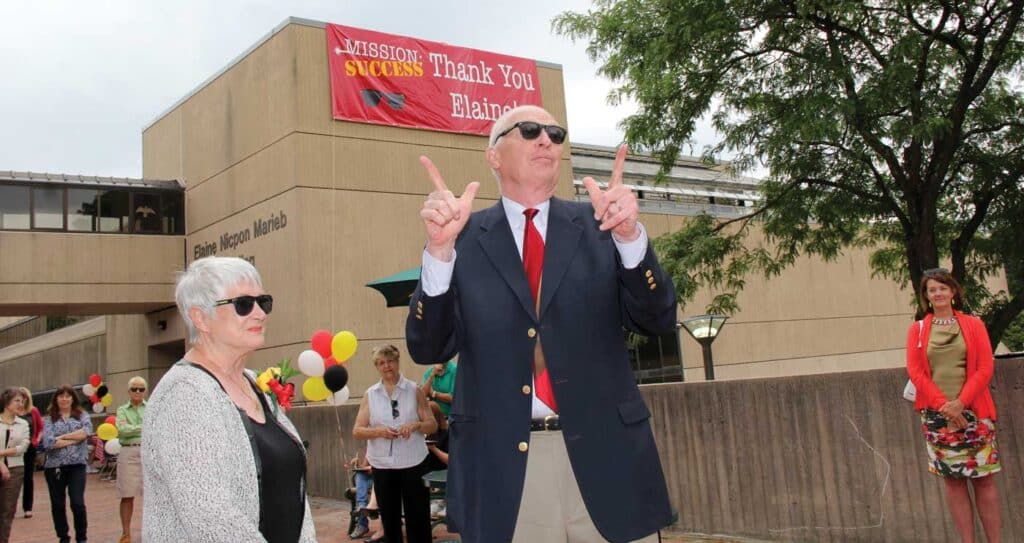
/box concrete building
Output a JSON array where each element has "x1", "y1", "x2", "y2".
[{"x1": 0, "y1": 17, "x2": 969, "y2": 403}]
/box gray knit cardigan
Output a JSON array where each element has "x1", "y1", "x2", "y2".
[{"x1": 142, "y1": 362, "x2": 317, "y2": 542}]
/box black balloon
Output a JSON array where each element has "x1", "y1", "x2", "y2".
[
  {"x1": 96, "y1": 385, "x2": 109, "y2": 397},
  {"x1": 323, "y1": 364, "x2": 349, "y2": 392}
]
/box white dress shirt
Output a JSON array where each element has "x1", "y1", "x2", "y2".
[{"x1": 365, "y1": 375, "x2": 428, "y2": 469}]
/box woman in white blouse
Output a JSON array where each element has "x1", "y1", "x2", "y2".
[
  {"x1": 353, "y1": 344, "x2": 437, "y2": 543},
  {"x1": 0, "y1": 387, "x2": 31, "y2": 542}
]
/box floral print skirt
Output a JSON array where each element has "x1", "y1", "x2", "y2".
[{"x1": 920, "y1": 408, "x2": 1001, "y2": 479}]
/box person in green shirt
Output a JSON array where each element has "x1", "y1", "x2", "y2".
[
  {"x1": 420, "y1": 359, "x2": 457, "y2": 417},
  {"x1": 115, "y1": 376, "x2": 147, "y2": 543}
]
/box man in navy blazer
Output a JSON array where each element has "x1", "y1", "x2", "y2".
[{"x1": 407, "y1": 105, "x2": 676, "y2": 542}]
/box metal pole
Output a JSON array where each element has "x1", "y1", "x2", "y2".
[
  {"x1": 675, "y1": 329, "x2": 686, "y2": 382},
  {"x1": 701, "y1": 343, "x2": 715, "y2": 381}
]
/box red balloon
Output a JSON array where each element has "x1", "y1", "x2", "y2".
[
  {"x1": 90, "y1": 394, "x2": 100, "y2": 404},
  {"x1": 89, "y1": 374, "x2": 102, "y2": 388},
  {"x1": 311, "y1": 330, "x2": 333, "y2": 358},
  {"x1": 105, "y1": 416, "x2": 116, "y2": 425},
  {"x1": 323, "y1": 356, "x2": 337, "y2": 369}
]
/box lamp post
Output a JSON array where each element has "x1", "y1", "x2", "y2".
[{"x1": 680, "y1": 314, "x2": 728, "y2": 381}]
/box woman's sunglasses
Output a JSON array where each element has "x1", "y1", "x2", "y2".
[
  {"x1": 492, "y1": 121, "x2": 567, "y2": 145},
  {"x1": 213, "y1": 294, "x2": 274, "y2": 316},
  {"x1": 129, "y1": 387, "x2": 146, "y2": 393}
]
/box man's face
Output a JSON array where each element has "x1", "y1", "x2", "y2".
[
  {"x1": 129, "y1": 383, "x2": 147, "y2": 403},
  {"x1": 488, "y1": 108, "x2": 564, "y2": 197}
]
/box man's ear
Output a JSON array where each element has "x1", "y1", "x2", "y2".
[{"x1": 485, "y1": 146, "x2": 500, "y2": 170}]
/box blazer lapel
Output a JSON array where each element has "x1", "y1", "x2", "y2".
[
  {"x1": 539, "y1": 198, "x2": 583, "y2": 318},
  {"x1": 478, "y1": 202, "x2": 538, "y2": 321}
]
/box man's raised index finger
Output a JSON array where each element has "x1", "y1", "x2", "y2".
[
  {"x1": 608, "y1": 144, "x2": 628, "y2": 187},
  {"x1": 419, "y1": 155, "x2": 448, "y2": 192}
]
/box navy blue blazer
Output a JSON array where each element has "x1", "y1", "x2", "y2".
[{"x1": 406, "y1": 198, "x2": 676, "y2": 542}]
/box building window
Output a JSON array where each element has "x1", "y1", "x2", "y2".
[
  {"x1": 98, "y1": 189, "x2": 130, "y2": 232},
  {"x1": 31, "y1": 186, "x2": 64, "y2": 229},
  {"x1": 131, "y1": 192, "x2": 163, "y2": 233},
  {"x1": 0, "y1": 186, "x2": 30, "y2": 229},
  {"x1": 627, "y1": 331, "x2": 684, "y2": 385},
  {"x1": 67, "y1": 188, "x2": 99, "y2": 232},
  {"x1": 161, "y1": 192, "x2": 184, "y2": 234}
]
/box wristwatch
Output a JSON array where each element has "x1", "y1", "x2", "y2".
[{"x1": 430, "y1": 390, "x2": 436, "y2": 400}]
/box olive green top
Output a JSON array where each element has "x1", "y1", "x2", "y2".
[{"x1": 927, "y1": 324, "x2": 967, "y2": 401}]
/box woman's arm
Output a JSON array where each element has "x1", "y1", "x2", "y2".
[
  {"x1": 3, "y1": 423, "x2": 30, "y2": 456},
  {"x1": 40, "y1": 418, "x2": 57, "y2": 450},
  {"x1": 958, "y1": 317, "x2": 995, "y2": 407},
  {"x1": 414, "y1": 387, "x2": 438, "y2": 436},
  {"x1": 427, "y1": 444, "x2": 448, "y2": 465},
  {"x1": 352, "y1": 396, "x2": 390, "y2": 440}
]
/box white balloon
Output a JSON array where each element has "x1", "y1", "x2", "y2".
[
  {"x1": 104, "y1": 438, "x2": 122, "y2": 455},
  {"x1": 82, "y1": 384, "x2": 96, "y2": 396},
  {"x1": 327, "y1": 386, "x2": 350, "y2": 406},
  {"x1": 297, "y1": 350, "x2": 325, "y2": 377},
  {"x1": 92, "y1": 402, "x2": 104, "y2": 413}
]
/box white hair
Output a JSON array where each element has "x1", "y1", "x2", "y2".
[
  {"x1": 175, "y1": 256, "x2": 263, "y2": 343},
  {"x1": 128, "y1": 376, "x2": 148, "y2": 389}
]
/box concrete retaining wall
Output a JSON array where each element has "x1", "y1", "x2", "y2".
[{"x1": 290, "y1": 357, "x2": 1024, "y2": 542}]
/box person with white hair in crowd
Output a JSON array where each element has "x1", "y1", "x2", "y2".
[
  {"x1": 143, "y1": 256, "x2": 315, "y2": 543},
  {"x1": 114, "y1": 375, "x2": 148, "y2": 543}
]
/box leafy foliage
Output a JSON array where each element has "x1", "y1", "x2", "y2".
[{"x1": 555, "y1": 0, "x2": 1024, "y2": 346}]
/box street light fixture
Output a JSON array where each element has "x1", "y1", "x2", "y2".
[{"x1": 680, "y1": 314, "x2": 728, "y2": 381}]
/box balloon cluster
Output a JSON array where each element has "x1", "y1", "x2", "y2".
[
  {"x1": 298, "y1": 330, "x2": 354, "y2": 405},
  {"x1": 96, "y1": 415, "x2": 121, "y2": 455},
  {"x1": 82, "y1": 374, "x2": 113, "y2": 414}
]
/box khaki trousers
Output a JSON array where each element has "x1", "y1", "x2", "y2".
[{"x1": 512, "y1": 430, "x2": 659, "y2": 543}]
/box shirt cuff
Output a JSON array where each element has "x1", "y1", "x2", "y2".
[
  {"x1": 421, "y1": 248, "x2": 457, "y2": 296},
  {"x1": 614, "y1": 222, "x2": 648, "y2": 270}
]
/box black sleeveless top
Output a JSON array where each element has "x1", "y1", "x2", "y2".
[{"x1": 249, "y1": 387, "x2": 306, "y2": 543}]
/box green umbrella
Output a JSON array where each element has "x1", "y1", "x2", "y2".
[{"x1": 366, "y1": 266, "x2": 421, "y2": 308}]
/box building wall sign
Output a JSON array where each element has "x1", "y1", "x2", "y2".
[
  {"x1": 192, "y1": 210, "x2": 288, "y2": 265},
  {"x1": 326, "y1": 23, "x2": 542, "y2": 135}
]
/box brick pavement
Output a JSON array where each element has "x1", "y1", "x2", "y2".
[{"x1": 10, "y1": 471, "x2": 763, "y2": 543}]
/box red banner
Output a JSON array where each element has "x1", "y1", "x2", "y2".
[{"x1": 326, "y1": 23, "x2": 543, "y2": 136}]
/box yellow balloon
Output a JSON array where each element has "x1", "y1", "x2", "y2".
[
  {"x1": 101, "y1": 393, "x2": 114, "y2": 406},
  {"x1": 331, "y1": 331, "x2": 358, "y2": 362},
  {"x1": 302, "y1": 377, "x2": 331, "y2": 402},
  {"x1": 96, "y1": 422, "x2": 118, "y2": 441}
]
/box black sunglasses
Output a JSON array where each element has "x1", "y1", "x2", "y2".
[
  {"x1": 391, "y1": 399, "x2": 399, "y2": 418},
  {"x1": 129, "y1": 387, "x2": 146, "y2": 393},
  {"x1": 213, "y1": 294, "x2": 273, "y2": 316},
  {"x1": 492, "y1": 121, "x2": 567, "y2": 145}
]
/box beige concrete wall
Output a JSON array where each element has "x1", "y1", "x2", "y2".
[
  {"x1": 0, "y1": 317, "x2": 105, "y2": 394},
  {"x1": 141, "y1": 20, "x2": 571, "y2": 399},
  {"x1": 291, "y1": 357, "x2": 1024, "y2": 543},
  {"x1": 645, "y1": 358, "x2": 1024, "y2": 542},
  {"x1": 0, "y1": 231, "x2": 182, "y2": 315}
]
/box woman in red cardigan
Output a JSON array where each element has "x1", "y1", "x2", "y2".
[{"x1": 906, "y1": 268, "x2": 1001, "y2": 543}]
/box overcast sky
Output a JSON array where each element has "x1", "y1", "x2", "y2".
[{"x1": 0, "y1": 0, "x2": 723, "y2": 179}]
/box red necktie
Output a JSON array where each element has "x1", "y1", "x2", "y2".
[{"x1": 523, "y1": 208, "x2": 557, "y2": 411}]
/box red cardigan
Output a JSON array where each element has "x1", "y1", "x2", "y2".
[{"x1": 905, "y1": 310, "x2": 996, "y2": 420}]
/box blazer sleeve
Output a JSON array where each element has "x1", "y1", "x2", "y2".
[
  {"x1": 617, "y1": 244, "x2": 678, "y2": 336},
  {"x1": 958, "y1": 317, "x2": 994, "y2": 407},
  {"x1": 406, "y1": 283, "x2": 460, "y2": 366},
  {"x1": 9, "y1": 422, "x2": 29, "y2": 456},
  {"x1": 905, "y1": 322, "x2": 948, "y2": 408}
]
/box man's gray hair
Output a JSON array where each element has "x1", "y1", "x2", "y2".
[{"x1": 175, "y1": 256, "x2": 263, "y2": 343}]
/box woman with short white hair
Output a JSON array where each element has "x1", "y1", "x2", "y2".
[{"x1": 143, "y1": 256, "x2": 315, "y2": 543}]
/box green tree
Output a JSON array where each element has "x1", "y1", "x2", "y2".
[{"x1": 555, "y1": 0, "x2": 1024, "y2": 347}]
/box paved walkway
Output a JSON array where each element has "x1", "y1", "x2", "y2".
[{"x1": 10, "y1": 471, "x2": 764, "y2": 543}]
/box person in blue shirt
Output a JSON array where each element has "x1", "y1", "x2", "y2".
[{"x1": 41, "y1": 384, "x2": 93, "y2": 543}]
